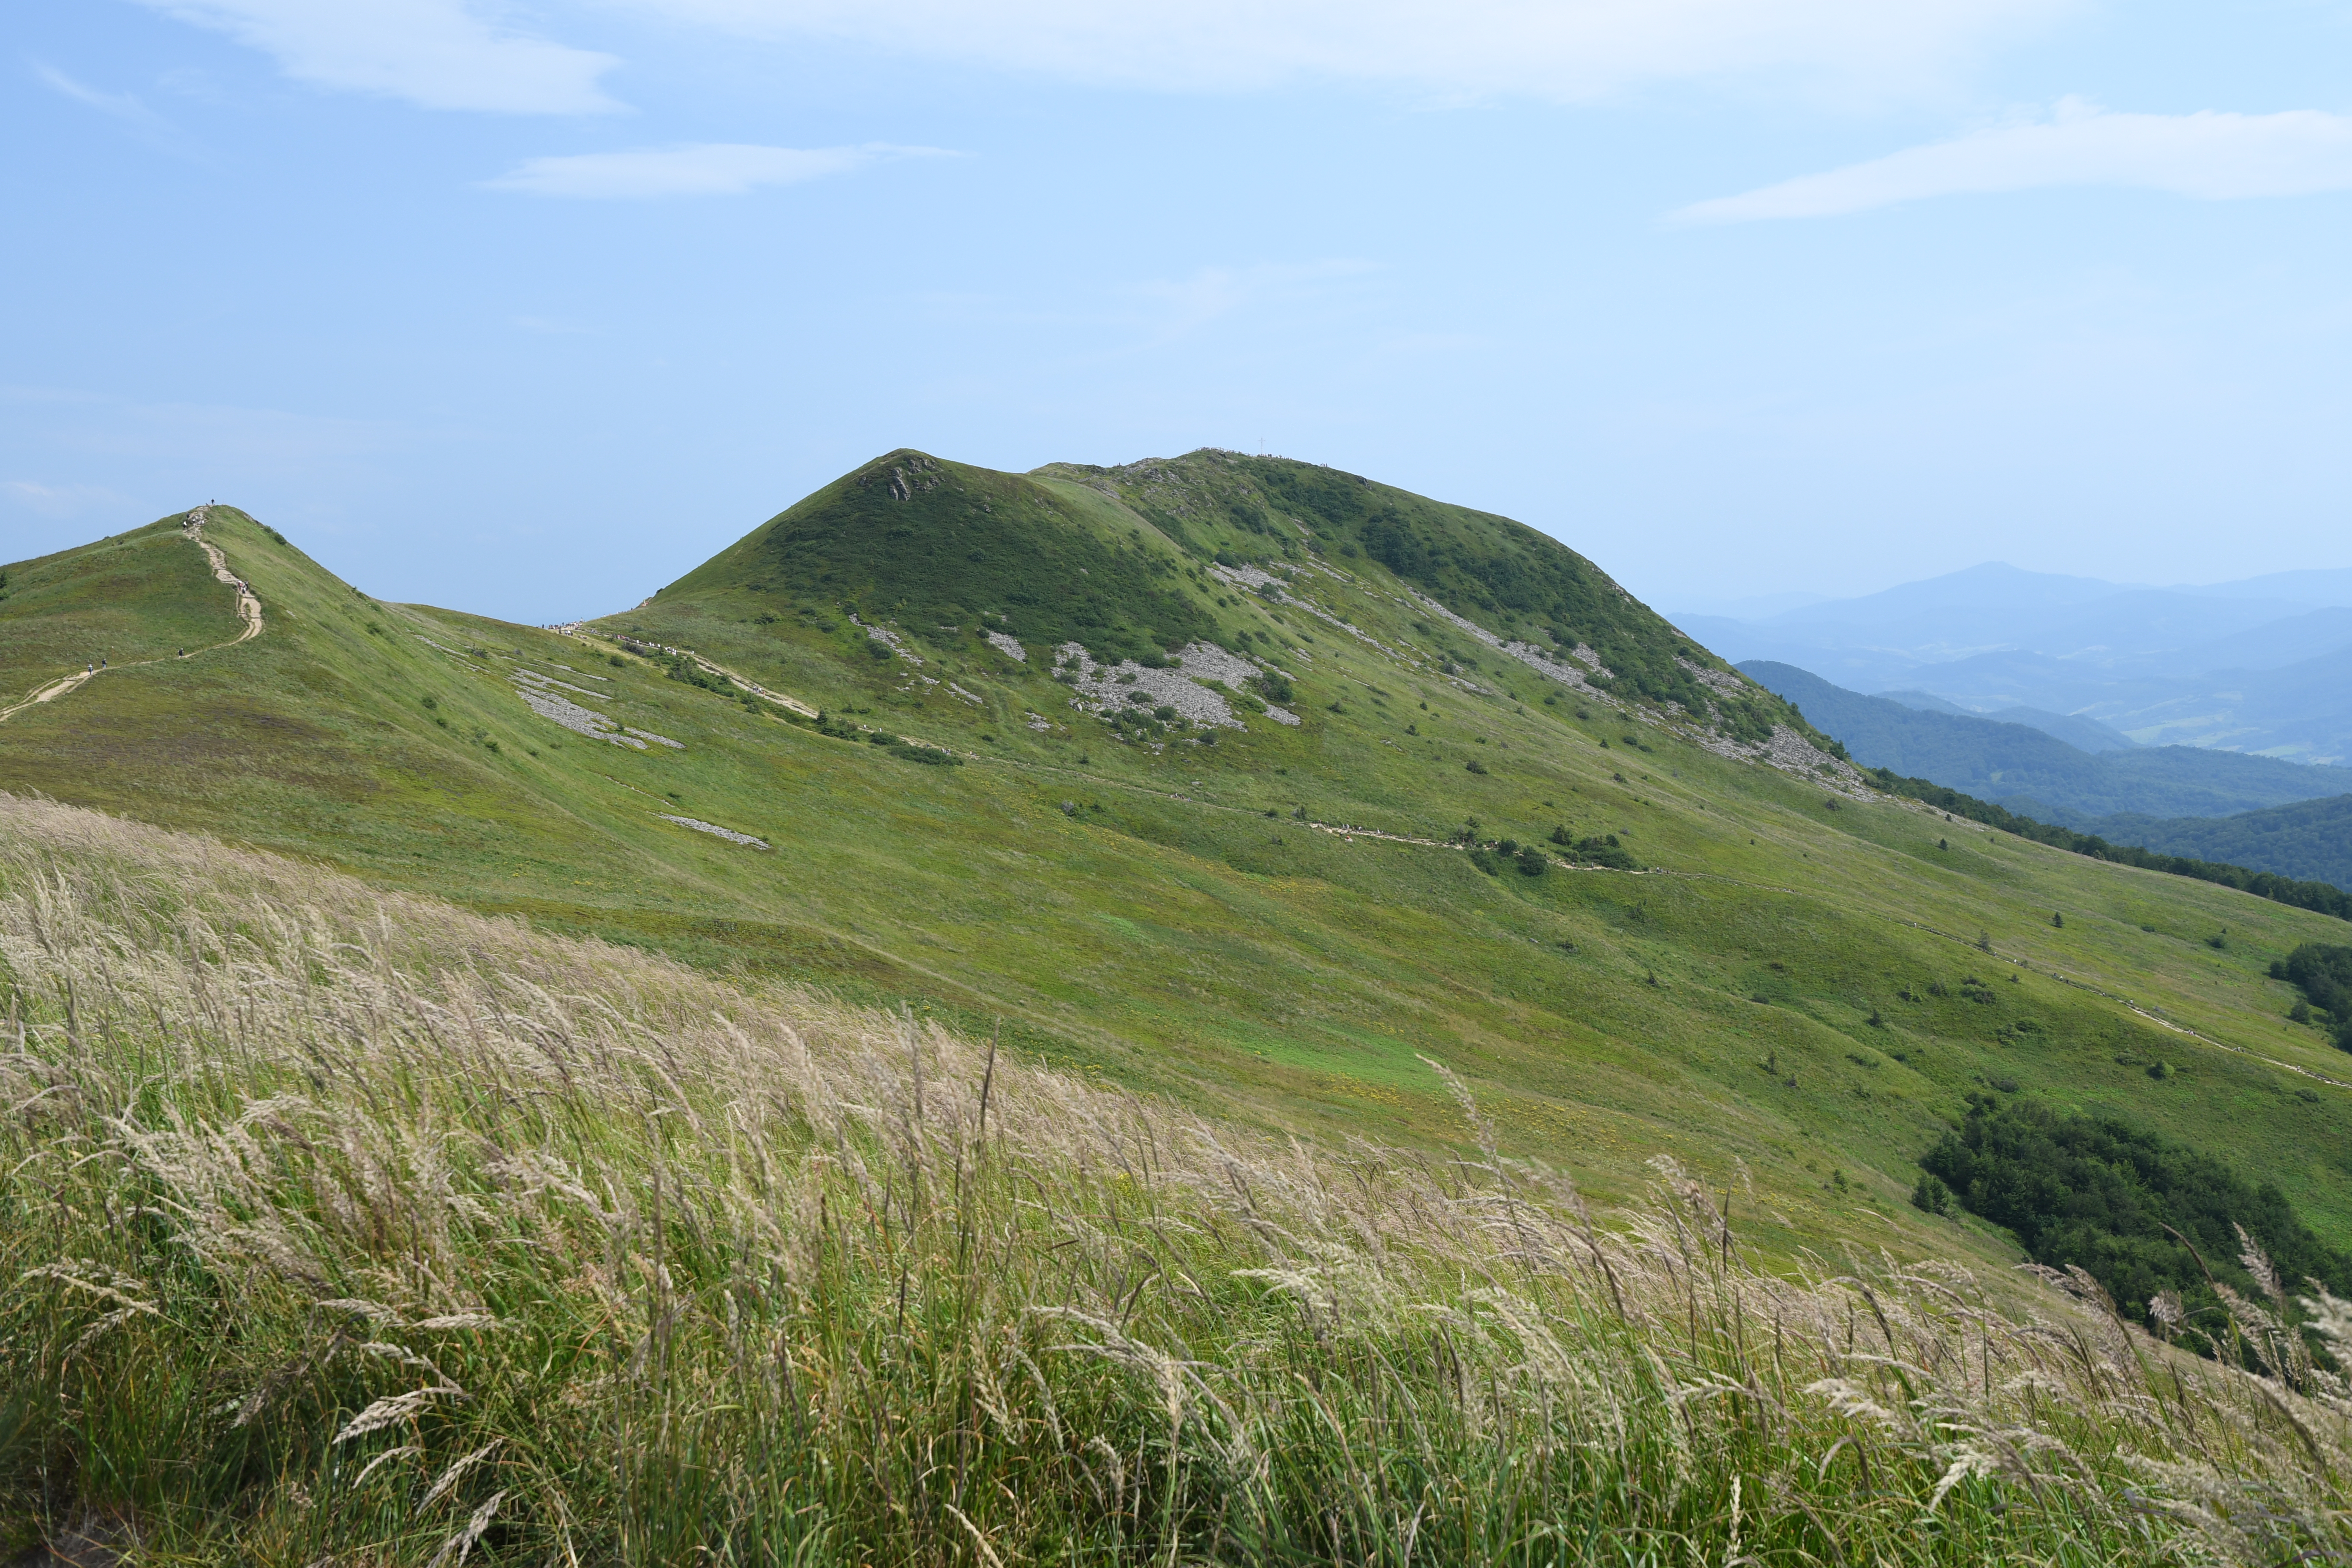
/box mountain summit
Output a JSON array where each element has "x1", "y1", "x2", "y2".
[{"x1": 634, "y1": 447, "x2": 1810, "y2": 763}]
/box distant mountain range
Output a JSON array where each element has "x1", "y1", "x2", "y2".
[
  {"x1": 1741, "y1": 660, "x2": 2352, "y2": 890},
  {"x1": 1676, "y1": 562, "x2": 2352, "y2": 764},
  {"x1": 1872, "y1": 688, "x2": 2140, "y2": 754}
]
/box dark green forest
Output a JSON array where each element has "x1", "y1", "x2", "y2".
[
  {"x1": 1919, "y1": 1097, "x2": 2352, "y2": 1355},
  {"x1": 2074, "y1": 795, "x2": 2352, "y2": 895}
]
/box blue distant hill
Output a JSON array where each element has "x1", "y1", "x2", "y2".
[
  {"x1": 1741, "y1": 660, "x2": 2352, "y2": 821},
  {"x1": 1877, "y1": 689, "x2": 2138, "y2": 753},
  {"x1": 1674, "y1": 561, "x2": 2352, "y2": 763}
]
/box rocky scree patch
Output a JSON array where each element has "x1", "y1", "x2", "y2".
[{"x1": 1054, "y1": 640, "x2": 1299, "y2": 730}]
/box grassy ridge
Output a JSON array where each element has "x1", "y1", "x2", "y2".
[{"x1": 6, "y1": 798, "x2": 2349, "y2": 1564}]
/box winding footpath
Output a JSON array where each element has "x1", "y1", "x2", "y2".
[
  {"x1": 186, "y1": 506, "x2": 265, "y2": 645},
  {"x1": 0, "y1": 506, "x2": 264, "y2": 725}
]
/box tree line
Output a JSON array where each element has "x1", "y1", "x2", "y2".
[{"x1": 1867, "y1": 766, "x2": 2352, "y2": 923}]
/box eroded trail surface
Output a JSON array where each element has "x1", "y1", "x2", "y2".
[
  {"x1": 0, "y1": 670, "x2": 100, "y2": 722},
  {"x1": 186, "y1": 507, "x2": 264, "y2": 643},
  {"x1": 558, "y1": 626, "x2": 819, "y2": 717},
  {"x1": 0, "y1": 506, "x2": 265, "y2": 724}
]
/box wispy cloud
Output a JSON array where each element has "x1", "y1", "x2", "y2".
[
  {"x1": 1127, "y1": 260, "x2": 1379, "y2": 338},
  {"x1": 33, "y1": 62, "x2": 178, "y2": 133},
  {"x1": 1676, "y1": 100, "x2": 2352, "y2": 223},
  {"x1": 626, "y1": 0, "x2": 2062, "y2": 101},
  {"x1": 2, "y1": 480, "x2": 131, "y2": 518},
  {"x1": 131, "y1": 0, "x2": 622, "y2": 114},
  {"x1": 3, "y1": 383, "x2": 415, "y2": 469},
  {"x1": 482, "y1": 142, "x2": 948, "y2": 198}
]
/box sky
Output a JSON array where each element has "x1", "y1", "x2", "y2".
[{"x1": 5, "y1": 1, "x2": 2351, "y2": 622}]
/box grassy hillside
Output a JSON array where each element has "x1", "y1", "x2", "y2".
[
  {"x1": 8, "y1": 466, "x2": 2352, "y2": 1299},
  {"x1": 1746, "y1": 659, "x2": 2352, "y2": 819},
  {"x1": 5, "y1": 799, "x2": 2348, "y2": 1563},
  {"x1": 0, "y1": 519, "x2": 241, "y2": 697}
]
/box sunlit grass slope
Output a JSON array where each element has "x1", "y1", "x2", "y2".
[
  {"x1": 7, "y1": 798, "x2": 2352, "y2": 1564},
  {"x1": 4, "y1": 475, "x2": 2350, "y2": 1290}
]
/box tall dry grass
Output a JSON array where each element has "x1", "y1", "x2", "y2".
[{"x1": 2, "y1": 792, "x2": 2348, "y2": 1565}]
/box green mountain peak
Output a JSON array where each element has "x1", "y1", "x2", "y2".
[{"x1": 644, "y1": 446, "x2": 1818, "y2": 764}]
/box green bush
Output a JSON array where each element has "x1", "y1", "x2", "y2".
[
  {"x1": 663, "y1": 653, "x2": 734, "y2": 693},
  {"x1": 2284, "y1": 944, "x2": 2352, "y2": 1048},
  {"x1": 1559, "y1": 833, "x2": 1638, "y2": 871},
  {"x1": 1911, "y1": 1173, "x2": 1952, "y2": 1215}
]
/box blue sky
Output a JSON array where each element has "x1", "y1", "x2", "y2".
[{"x1": 6, "y1": 0, "x2": 2350, "y2": 621}]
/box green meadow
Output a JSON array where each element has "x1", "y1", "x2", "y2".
[
  {"x1": 12, "y1": 454, "x2": 2352, "y2": 1560},
  {"x1": 7, "y1": 800, "x2": 2345, "y2": 1563}
]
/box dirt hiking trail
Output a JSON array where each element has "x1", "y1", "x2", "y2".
[
  {"x1": 186, "y1": 506, "x2": 265, "y2": 645},
  {"x1": 0, "y1": 506, "x2": 265, "y2": 725}
]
